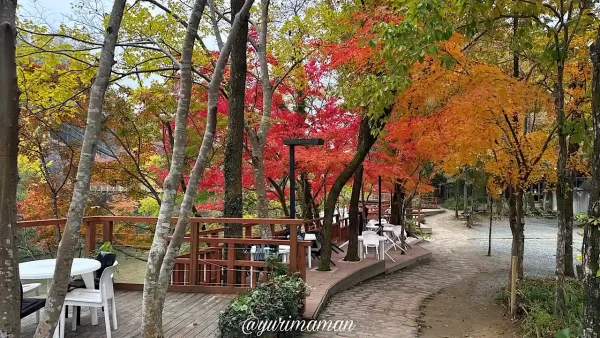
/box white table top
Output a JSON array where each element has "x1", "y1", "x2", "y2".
[
  {"x1": 366, "y1": 224, "x2": 396, "y2": 231},
  {"x1": 358, "y1": 235, "x2": 386, "y2": 241},
  {"x1": 19, "y1": 258, "x2": 101, "y2": 280}
]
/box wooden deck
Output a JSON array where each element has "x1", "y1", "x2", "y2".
[
  {"x1": 20, "y1": 292, "x2": 234, "y2": 338},
  {"x1": 21, "y1": 240, "x2": 430, "y2": 337}
]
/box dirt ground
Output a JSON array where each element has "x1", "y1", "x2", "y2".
[{"x1": 419, "y1": 271, "x2": 519, "y2": 338}]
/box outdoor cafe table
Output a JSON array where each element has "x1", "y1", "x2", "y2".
[
  {"x1": 366, "y1": 224, "x2": 403, "y2": 251},
  {"x1": 357, "y1": 235, "x2": 386, "y2": 260},
  {"x1": 20, "y1": 258, "x2": 102, "y2": 327}
]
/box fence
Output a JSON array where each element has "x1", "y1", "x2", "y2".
[{"x1": 16, "y1": 216, "x2": 331, "y2": 293}]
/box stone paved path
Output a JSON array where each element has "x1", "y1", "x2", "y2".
[{"x1": 302, "y1": 211, "x2": 509, "y2": 338}]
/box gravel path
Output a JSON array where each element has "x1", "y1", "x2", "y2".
[{"x1": 302, "y1": 211, "x2": 576, "y2": 337}]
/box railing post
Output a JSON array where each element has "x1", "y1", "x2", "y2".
[
  {"x1": 190, "y1": 222, "x2": 199, "y2": 285},
  {"x1": 85, "y1": 222, "x2": 96, "y2": 256},
  {"x1": 290, "y1": 224, "x2": 298, "y2": 272},
  {"x1": 298, "y1": 242, "x2": 307, "y2": 281},
  {"x1": 245, "y1": 224, "x2": 252, "y2": 238},
  {"x1": 227, "y1": 245, "x2": 235, "y2": 286},
  {"x1": 102, "y1": 221, "x2": 113, "y2": 243}
]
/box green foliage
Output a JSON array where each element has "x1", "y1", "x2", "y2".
[
  {"x1": 265, "y1": 253, "x2": 290, "y2": 278},
  {"x1": 442, "y1": 197, "x2": 464, "y2": 210},
  {"x1": 137, "y1": 197, "x2": 160, "y2": 216},
  {"x1": 218, "y1": 272, "x2": 310, "y2": 338},
  {"x1": 98, "y1": 241, "x2": 116, "y2": 254},
  {"x1": 575, "y1": 212, "x2": 588, "y2": 223},
  {"x1": 506, "y1": 278, "x2": 584, "y2": 338}
]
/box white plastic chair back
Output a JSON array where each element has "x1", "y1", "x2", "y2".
[
  {"x1": 99, "y1": 261, "x2": 118, "y2": 300},
  {"x1": 362, "y1": 230, "x2": 378, "y2": 237},
  {"x1": 392, "y1": 225, "x2": 404, "y2": 238},
  {"x1": 363, "y1": 236, "x2": 379, "y2": 247}
]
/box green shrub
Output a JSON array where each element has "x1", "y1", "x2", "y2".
[
  {"x1": 219, "y1": 255, "x2": 310, "y2": 338},
  {"x1": 505, "y1": 278, "x2": 583, "y2": 338},
  {"x1": 442, "y1": 197, "x2": 464, "y2": 210}
]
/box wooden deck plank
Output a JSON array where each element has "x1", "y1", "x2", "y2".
[
  {"x1": 169, "y1": 295, "x2": 233, "y2": 338},
  {"x1": 19, "y1": 291, "x2": 233, "y2": 338}
]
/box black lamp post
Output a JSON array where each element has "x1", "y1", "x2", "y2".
[
  {"x1": 283, "y1": 138, "x2": 324, "y2": 219},
  {"x1": 378, "y1": 175, "x2": 382, "y2": 235}
]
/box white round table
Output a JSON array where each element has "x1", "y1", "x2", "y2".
[
  {"x1": 20, "y1": 258, "x2": 101, "y2": 280},
  {"x1": 20, "y1": 258, "x2": 102, "y2": 328}
]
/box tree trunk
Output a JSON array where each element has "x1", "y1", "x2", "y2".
[
  {"x1": 488, "y1": 194, "x2": 493, "y2": 256},
  {"x1": 251, "y1": 146, "x2": 271, "y2": 237},
  {"x1": 141, "y1": 0, "x2": 207, "y2": 333},
  {"x1": 301, "y1": 173, "x2": 315, "y2": 220},
  {"x1": 390, "y1": 182, "x2": 402, "y2": 225},
  {"x1": 34, "y1": 1, "x2": 127, "y2": 336},
  {"x1": 463, "y1": 169, "x2": 468, "y2": 214},
  {"x1": 516, "y1": 188, "x2": 525, "y2": 279},
  {"x1": 0, "y1": 1, "x2": 21, "y2": 336},
  {"x1": 141, "y1": 1, "x2": 254, "y2": 336},
  {"x1": 555, "y1": 58, "x2": 570, "y2": 316},
  {"x1": 344, "y1": 164, "x2": 363, "y2": 262},
  {"x1": 508, "y1": 186, "x2": 524, "y2": 284},
  {"x1": 141, "y1": 1, "x2": 207, "y2": 335},
  {"x1": 319, "y1": 108, "x2": 391, "y2": 271},
  {"x1": 246, "y1": 0, "x2": 288, "y2": 238},
  {"x1": 223, "y1": 0, "x2": 250, "y2": 239},
  {"x1": 269, "y1": 177, "x2": 289, "y2": 217},
  {"x1": 564, "y1": 166, "x2": 575, "y2": 277},
  {"x1": 582, "y1": 33, "x2": 600, "y2": 338},
  {"x1": 454, "y1": 180, "x2": 459, "y2": 218}
]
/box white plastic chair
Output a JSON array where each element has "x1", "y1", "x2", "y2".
[
  {"x1": 23, "y1": 283, "x2": 42, "y2": 323},
  {"x1": 60, "y1": 262, "x2": 118, "y2": 338},
  {"x1": 391, "y1": 225, "x2": 408, "y2": 252},
  {"x1": 362, "y1": 233, "x2": 380, "y2": 259}
]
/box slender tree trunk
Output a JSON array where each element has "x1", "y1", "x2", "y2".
[
  {"x1": 141, "y1": 1, "x2": 207, "y2": 335},
  {"x1": 516, "y1": 188, "x2": 525, "y2": 279},
  {"x1": 301, "y1": 173, "x2": 315, "y2": 220},
  {"x1": 390, "y1": 182, "x2": 401, "y2": 225},
  {"x1": 454, "y1": 180, "x2": 459, "y2": 218},
  {"x1": 564, "y1": 165, "x2": 575, "y2": 277},
  {"x1": 488, "y1": 194, "x2": 493, "y2": 256},
  {"x1": 34, "y1": 1, "x2": 127, "y2": 336},
  {"x1": 247, "y1": 0, "x2": 284, "y2": 238},
  {"x1": 250, "y1": 146, "x2": 271, "y2": 236},
  {"x1": 223, "y1": 0, "x2": 250, "y2": 239},
  {"x1": 51, "y1": 194, "x2": 62, "y2": 246},
  {"x1": 582, "y1": 33, "x2": 600, "y2": 338},
  {"x1": 142, "y1": 2, "x2": 254, "y2": 336},
  {"x1": 463, "y1": 169, "x2": 468, "y2": 214},
  {"x1": 319, "y1": 108, "x2": 391, "y2": 271},
  {"x1": 269, "y1": 177, "x2": 290, "y2": 216},
  {"x1": 555, "y1": 58, "x2": 569, "y2": 316},
  {"x1": 508, "y1": 186, "x2": 524, "y2": 283},
  {"x1": 344, "y1": 165, "x2": 363, "y2": 262},
  {"x1": 0, "y1": 1, "x2": 21, "y2": 336}
]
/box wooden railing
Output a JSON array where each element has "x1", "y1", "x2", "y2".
[
  {"x1": 417, "y1": 197, "x2": 439, "y2": 209},
  {"x1": 302, "y1": 215, "x2": 350, "y2": 243},
  {"x1": 17, "y1": 216, "x2": 312, "y2": 293}
]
